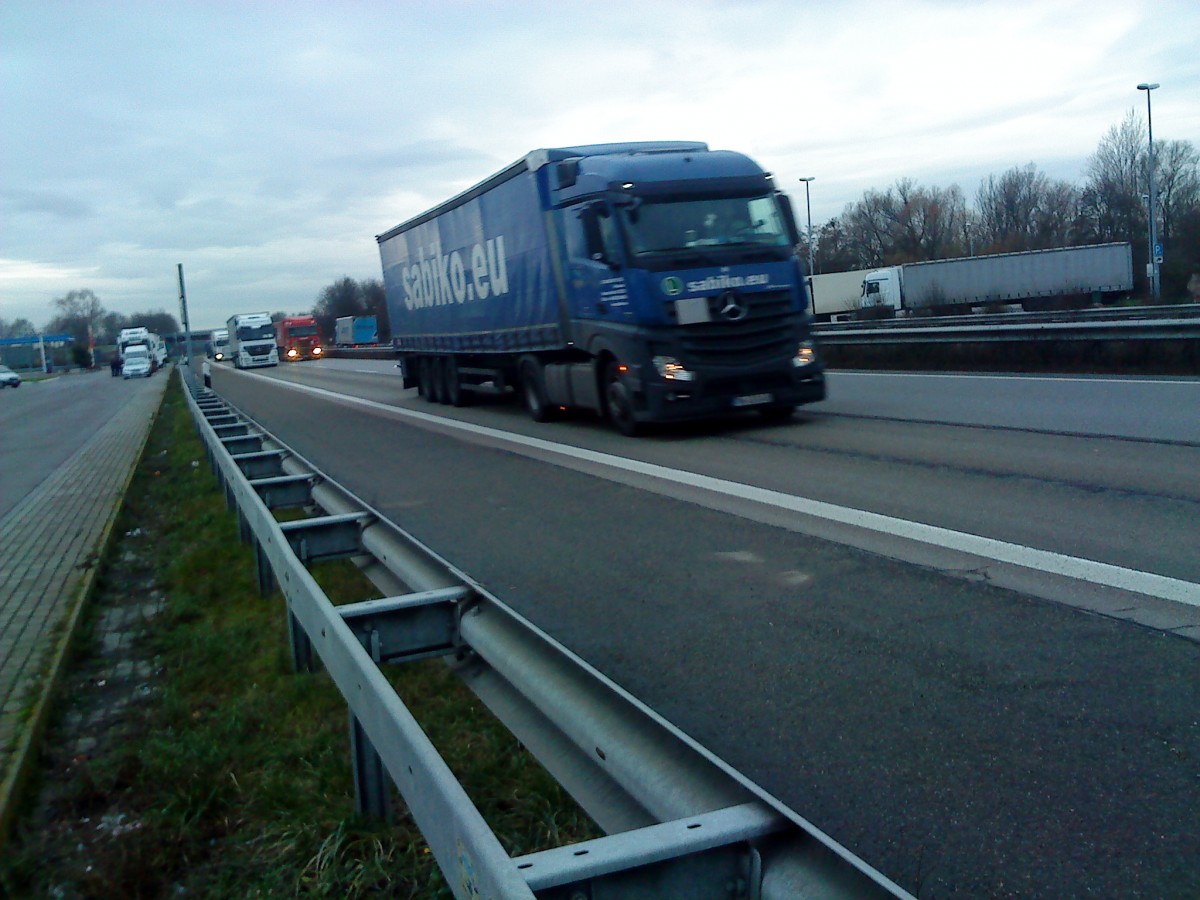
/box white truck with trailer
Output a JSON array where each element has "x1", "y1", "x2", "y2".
[
  {"x1": 121, "y1": 343, "x2": 153, "y2": 378},
  {"x1": 860, "y1": 243, "x2": 1133, "y2": 313},
  {"x1": 116, "y1": 327, "x2": 150, "y2": 360},
  {"x1": 226, "y1": 313, "x2": 279, "y2": 369},
  {"x1": 209, "y1": 328, "x2": 231, "y2": 361},
  {"x1": 116, "y1": 327, "x2": 166, "y2": 371}
]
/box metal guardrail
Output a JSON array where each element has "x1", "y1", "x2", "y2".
[
  {"x1": 813, "y1": 304, "x2": 1200, "y2": 345},
  {"x1": 181, "y1": 373, "x2": 912, "y2": 899},
  {"x1": 327, "y1": 305, "x2": 1200, "y2": 359}
]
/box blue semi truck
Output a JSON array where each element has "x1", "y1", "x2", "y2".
[
  {"x1": 376, "y1": 141, "x2": 825, "y2": 434},
  {"x1": 335, "y1": 315, "x2": 378, "y2": 347}
]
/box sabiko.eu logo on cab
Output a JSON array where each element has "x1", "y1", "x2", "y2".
[{"x1": 661, "y1": 276, "x2": 684, "y2": 296}]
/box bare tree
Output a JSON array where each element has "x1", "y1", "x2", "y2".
[
  {"x1": 361, "y1": 278, "x2": 390, "y2": 342},
  {"x1": 127, "y1": 309, "x2": 180, "y2": 336},
  {"x1": 1083, "y1": 110, "x2": 1145, "y2": 246},
  {"x1": 48, "y1": 289, "x2": 106, "y2": 346},
  {"x1": 0, "y1": 317, "x2": 37, "y2": 338},
  {"x1": 1154, "y1": 139, "x2": 1200, "y2": 247},
  {"x1": 975, "y1": 163, "x2": 1081, "y2": 252},
  {"x1": 97, "y1": 311, "x2": 127, "y2": 344},
  {"x1": 841, "y1": 179, "x2": 968, "y2": 266},
  {"x1": 811, "y1": 217, "x2": 860, "y2": 274},
  {"x1": 840, "y1": 188, "x2": 895, "y2": 267},
  {"x1": 313, "y1": 276, "x2": 366, "y2": 342},
  {"x1": 1150, "y1": 139, "x2": 1200, "y2": 299}
]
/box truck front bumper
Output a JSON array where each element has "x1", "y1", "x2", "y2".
[{"x1": 639, "y1": 364, "x2": 826, "y2": 423}]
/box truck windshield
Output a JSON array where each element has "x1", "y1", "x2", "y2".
[
  {"x1": 237, "y1": 324, "x2": 274, "y2": 341},
  {"x1": 619, "y1": 195, "x2": 792, "y2": 261},
  {"x1": 287, "y1": 325, "x2": 318, "y2": 337}
]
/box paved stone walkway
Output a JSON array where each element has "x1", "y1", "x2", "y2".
[{"x1": 0, "y1": 372, "x2": 168, "y2": 819}]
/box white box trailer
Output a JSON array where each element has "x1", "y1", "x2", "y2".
[
  {"x1": 116, "y1": 326, "x2": 150, "y2": 359},
  {"x1": 863, "y1": 243, "x2": 1134, "y2": 311},
  {"x1": 809, "y1": 269, "x2": 873, "y2": 319}
]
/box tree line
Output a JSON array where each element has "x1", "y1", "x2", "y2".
[
  {"x1": 0, "y1": 289, "x2": 179, "y2": 346},
  {"x1": 804, "y1": 111, "x2": 1200, "y2": 300},
  {"x1": 307, "y1": 276, "x2": 390, "y2": 343}
]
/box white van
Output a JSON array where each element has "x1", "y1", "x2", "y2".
[{"x1": 122, "y1": 344, "x2": 153, "y2": 378}]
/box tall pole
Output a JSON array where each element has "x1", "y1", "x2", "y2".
[
  {"x1": 1137, "y1": 82, "x2": 1160, "y2": 301},
  {"x1": 177, "y1": 263, "x2": 194, "y2": 367},
  {"x1": 798, "y1": 177, "x2": 815, "y2": 276},
  {"x1": 798, "y1": 177, "x2": 815, "y2": 311}
]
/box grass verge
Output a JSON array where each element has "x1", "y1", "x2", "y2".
[{"x1": 0, "y1": 374, "x2": 598, "y2": 898}]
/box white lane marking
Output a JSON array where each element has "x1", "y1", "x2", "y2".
[{"x1": 233, "y1": 368, "x2": 1200, "y2": 608}]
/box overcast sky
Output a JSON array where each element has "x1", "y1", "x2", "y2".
[{"x1": 3, "y1": 0, "x2": 1198, "y2": 332}]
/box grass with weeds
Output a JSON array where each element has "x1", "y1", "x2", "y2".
[{"x1": 0, "y1": 373, "x2": 598, "y2": 898}]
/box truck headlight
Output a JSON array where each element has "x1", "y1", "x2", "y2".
[
  {"x1": 793, "y1": 340, "x2": 817, "y2": 367},
  {"x1": 652, "y1": 355, "x2": 695, "y2": 382},
  {"x1": 287, "y1": 348, "x2": 298, "y2": 359},
  {"x1": 313, "y1": 346, "x2": 322, "y2": 356}
]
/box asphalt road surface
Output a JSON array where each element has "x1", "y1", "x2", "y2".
[
  {"x1": 210, "y1": 360, "x2": 1199, "y2": 898},
  {"x1": 0, "y1": 369, "x2": 162, "y2": 521}
]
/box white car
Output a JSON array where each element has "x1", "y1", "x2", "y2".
[
  {"x1": 122, "y1": 354, "x2": 152, "y2": 379},
  {"x1": 0, "y1": 364, "x2": 21, "y2": 388}
]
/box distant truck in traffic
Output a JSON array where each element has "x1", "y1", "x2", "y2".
[
  {"x1": 226, "y1": 312, "x2": 279, "y2": 369},
  {"x1": 209, "y1": 329, "x2": 230, "y2": 361},
  {"x1": 149, "y1": 333, "x2": 167, "y2": 368},
  {"x1": 334, "y1": 315, "x2": 378, "y2": 347},
  {"x1": 376, "y1": 141, "x2": 825, "y2": 434},
  {"x1": 808, "y1": 269, "x2": 876, "y2": 321},
  {"x1": 275, "y1": 315, "x2": 324, "y2": 361},
  {"x1": 860, "y1": 243, "x2": 1133, "y2": 314},
  {"x1": 116, "y1": 327, "x2": 165, "y2": 371},
  {"x1": 116, "y1": 327, "x2": 149, "y2": 360},
  {"x1": 121, "y1": 344, "x2": 153, "y2": 378}
]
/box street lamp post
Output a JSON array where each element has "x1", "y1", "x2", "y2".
[
  {"x1": 1137, "y1": 82, "x2": 1160, "y2": 301},
  {"x1": 797, "y1": 177, "x2": 815, "y2": 277}
]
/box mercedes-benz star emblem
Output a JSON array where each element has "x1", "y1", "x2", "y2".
[{"x1": 718, "y1": 291, "x2": 748, "y2": 322}]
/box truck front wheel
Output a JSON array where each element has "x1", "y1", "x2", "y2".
[
  {"x1": 519, "y1": 359, "x2": 556, "y2": 422},
  {"x1": 604, "y1": 360, "x2": 643, "y2": 437}
]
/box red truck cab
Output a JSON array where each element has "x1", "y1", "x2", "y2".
[{"x1": 275, "y1": 315, "x2": 324, "y2": 361}]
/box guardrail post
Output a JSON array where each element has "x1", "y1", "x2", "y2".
[
  {"x1": 255, "y1": 540, "x2": 276, "y2": 595},
  {"x1": 349, "y1": 711, "x2": 393, "y2": 821},
  {"x1": 288, "y1": 609, "x2": 315, "y2": 673}
]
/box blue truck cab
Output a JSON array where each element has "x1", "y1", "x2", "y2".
[{"x1": 377, "y1": 142, "x2": 825, "y2": 434}]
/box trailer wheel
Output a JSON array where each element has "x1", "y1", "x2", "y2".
[
  {"x1": 415, "y1": 357, "x2": 429, "y2": 399},
  {"x1": 519, "y1": 359, "x2": 556, "y2": 422},
  {"x1": 425, "y1": 358, "x2": 442, "y2": 404},
  {"x1": 604, "y1": 360, "x2": 643, "y2": 437},
  {"x1": 445, "y1": 358, "x2": 470, "y2": 407}
]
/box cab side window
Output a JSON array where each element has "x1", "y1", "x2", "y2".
[{"x1": 569, "y1": 203, "x2": 622, "y2": 267}]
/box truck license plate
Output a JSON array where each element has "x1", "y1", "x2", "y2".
[{"x1": 732, "y1": 393, "x2": 772, "y2": 407}]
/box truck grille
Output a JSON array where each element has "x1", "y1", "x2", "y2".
[{"x1": 665, "y1": 290, "x2": 797, "y2": 367}]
